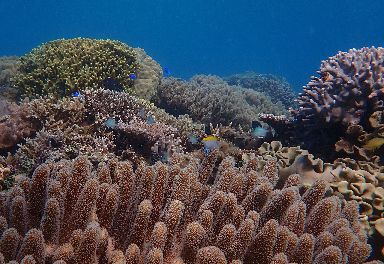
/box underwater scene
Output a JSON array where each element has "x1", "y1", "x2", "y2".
[{"x1": 0, "y1": 0, "x2": 384, "y2": 263}]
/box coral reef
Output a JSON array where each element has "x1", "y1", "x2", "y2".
[
  {"x1": 155, "y1": 75, "x2": 287, "y2": 130},
  {"x1": 0, "y1": 151, "x2": 378, "y2": 263},
  {"x1": 10, "y1": 88, "x2": 202, "y2": 174},
  {"x1": 0, "y1": 56, "x2": 19, "y2": 101},
  {"x1": 11, "y1": 38, "x2": 140, "y2": 98},
  {"x1": 1, "y1": 38, "x2": 384, "y2": 263},
  {"x1": 290, "y1": 47, "x2": 384, "y2": 162},
  {"x1": 225, "y1": 71, "x2": 297, "y2": 109}
]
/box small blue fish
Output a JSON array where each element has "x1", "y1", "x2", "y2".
[
  {"x1": 146, "y1": 115, "x2": 156, "y2": 124},
  {"x1": 251, "y1": 127, "x2": 268, "y2": 138},
  {"x1": 72, "y1": 91, "x2": 80, "y2": 97},
  {"x1": 104, "y1": 118, "x2": 117, "y2": 129},
  {"x1": 138, "y1": 108, "x2": 146, "y2": 119},
  {"x1": 129, "y1": 73, "x2": 137, "y2": 80},
  {"x1": 188, "y1": 134, "x2": 199, "y2": 145},
  {"x1": 163, "y1": 67, "x2": 171, "y2": 77}
]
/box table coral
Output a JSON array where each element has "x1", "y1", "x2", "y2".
[{"x1": 0, "y1": 151, "x2": 380, "y2": 263}]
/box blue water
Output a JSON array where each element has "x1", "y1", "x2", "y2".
[{"x1": 0, "y1": 0, "x2": 383, "y2": 91}]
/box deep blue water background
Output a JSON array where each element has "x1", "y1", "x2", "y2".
[{"x1": 0, "y1": 0, "x2": 383, "y2": 91}]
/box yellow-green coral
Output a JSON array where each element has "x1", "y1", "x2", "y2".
[{"x1": 11, "y1": 38, "x2": 139, "y2": 98}]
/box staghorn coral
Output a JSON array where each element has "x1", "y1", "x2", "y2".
[
  {"x1": 290, "y1": 47, "x2": 384, "y2": 162},
  {"x1": 11, "y1": 38, "x2": 140, "y2": 98},
  {"x1": 155, "y1": 75, "x2": 287, "y2": 130},
  {"x1": 225, "y1": 71, "x2": 297, "y2": 109},
  {"x1": 0, "y1": 151, "x2": 380, "y2": 263}
]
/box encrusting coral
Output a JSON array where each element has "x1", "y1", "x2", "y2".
[
  {"x1": 225, "y1": 72, "x2": 297, "y2": 109},
  {"x1": 155, "y1": 75, "x2": 287, "y2": 130},
  {"x1": 0, "y1": 151, "x2": 380, "y2": 263},
  {"x1": 10, "y1": 38, "x2": 162, "y2": 100}
]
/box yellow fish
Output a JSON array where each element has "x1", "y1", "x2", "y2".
[
  {"x1": 202, "y1": 135, "x2": 219, "y2": 141},
  {"x1": 363, "y1": 137, "x2": 384, "y2": 150}
]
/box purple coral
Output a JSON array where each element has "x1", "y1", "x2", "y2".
[
  {"x1": 289, "y1": 47, "x2": 384, "y2": 161},
  {"x1": 294, "y1": 47, "x2": 384, "y2": 125}
]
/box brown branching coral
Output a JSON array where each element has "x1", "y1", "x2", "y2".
[
  {"x1": 155, "y1": 75, "x2": 286, "y2": 130},
  {"x1": 290, "y1": 47, "x2": 384, "y2": 162},
  {"x1": 0, "y1": 151, "x2": 379, "y2": 263},
  {"x1": 225, "y1": 72, "x2": 297, "y2": 109}
]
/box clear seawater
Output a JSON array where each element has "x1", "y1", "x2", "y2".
[{"x1": 0, "y1": 0, "x2": 383, "y2": 91}]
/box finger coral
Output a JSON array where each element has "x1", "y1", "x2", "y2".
[
  {"x1": 155, "y1": 75, "x2": 287, "y2": 130},
  {"x1": 0, "y1": 151, "x2": 379, "y2": 263},
  {"x1": 225, "y1": 72, "x2": 297, "y2": 109}
]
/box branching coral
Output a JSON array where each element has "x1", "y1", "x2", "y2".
[
  {"x1": 155, "y1": 75, "x2": 287, "y2": 130},
  {"x1": 10, "y1": 88, "x2": 202, "y2": 174},
  {"x1": 0, "y1": 151, "x2": 379, "y2": 263},
  {"x1": 290, "y1": 47, "x2": 384, "y2": 162},
  {"x1": 11, "y1": 38, "x2": 140, "y2": 98},
  {"x1": 225, "y1": 72, "x2": 297, "y2": 109}
]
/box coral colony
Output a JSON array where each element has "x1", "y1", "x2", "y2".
[{"x1": 0, "y1": 38, "x2": 383, "y2": 263}]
